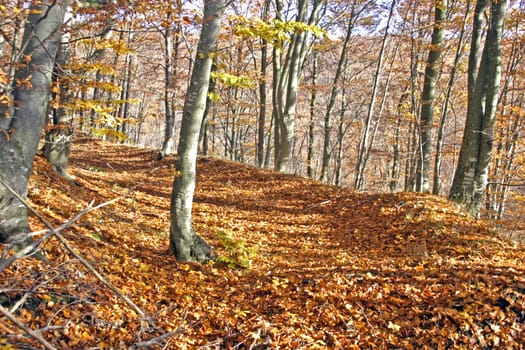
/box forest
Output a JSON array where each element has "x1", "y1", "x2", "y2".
[{"x1": 0, "y1": 0, "x2": 524, "y2": 348}]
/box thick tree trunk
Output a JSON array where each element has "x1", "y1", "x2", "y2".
[
  {"x1": 0, "y1": 1, "x2": 68, "y2": 243},
  {"x1": 169, "y1": 0, "x2": 227, "y2": 262},
  {"x1": 2, "y1": 0, "x2": 24, "y2": 120},
  {"x1": 273, "y1": 0, "x2": 325, "y2": 173},
  {"x1": 418, "y1": 0, "x2": 446, "y2": 193},
  {"x1": 449, "y1": 0, "x2": 509, "y2": 217}
]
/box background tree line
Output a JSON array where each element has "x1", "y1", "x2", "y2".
[{"x1": 0, "y1": 0, "x2": 523, "y2": 261}]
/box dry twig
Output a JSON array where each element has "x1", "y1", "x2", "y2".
[
  {"x1": 0, "y1": 304, "x2": 57, "y2": 350},
  {"x1": 0, "y1": 176, "x2": 146, "y2": 350}
]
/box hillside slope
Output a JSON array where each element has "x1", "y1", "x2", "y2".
[{"x1": 1, "y1": 136, "x2": 524, "y2": 349}]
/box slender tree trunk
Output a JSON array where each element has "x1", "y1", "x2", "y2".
[
  {"x1": 169, "y1": 0, "x2": 228, "y2": 262},
  {"x1": 42, "y1": 18, "x2": 78, "y2": 184},
  {"x1": 390, "y1": 88, "x2": 409, "y2": 192},
  {"x1": 256, "y1": 0, "x2": 270, "y2": 168},
  {"x1": 405, "y1": 120, "x2": 418, "y2": 191},
  {"x1": 0, "y1": 0, "x2": 68, "y2": 243},
  {"x1": 118, "y1": 41, "x2": 133, "y2": 138},
  {"x1": 264, "y1": 110, "x2": 273, "y2": 169},
  {"x1": 257, "y1": 40, "x2": 268, "y2": 167},
  {"x1": 449, "y1": 0, "x2": 509, "y2": 218},
  {"x1": 334, "y1": 86, "x2": 347, "y2": 186},
  {"x1": 433, "y1": 0, "x2": 470, "y2": 195},
  {"x1": 307, "y1": 52, "x2": 318, "y2": 179},
  {"x1": 272, "y1": 45, "x2": 282, "y2": 169},
  {"x1": 418, "y1": 0, "x2": 446, "y2": 193},
  {"x1": 354, "y1": 0, "x2": 395, "y2": 190},
  {"x1": 199, "y1": 63, "x2": 216, "y2": 156},
  {"x1": 320, "y1": 1, "x2": 361, "y2": 183},
  {"x1": 158, "y1": 12, "x2": 178, "y2": 160}
]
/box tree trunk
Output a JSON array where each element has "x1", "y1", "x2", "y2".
[
  {"x1": 256, "y1": 0, "x2": 270, "y2": 168},
  {"x1": 169, "y1": 0, "x2": 228, "y2": 262},
  {"x1": 354, "y1": 0, "x2": 395, "y2": 190},
  {"x1": 273, "y1": 0, "x2": 325, "y2": 173},
  {"x1": 158, "y1": 11, "x2": 179, "y2": 160},
  {"x1": 390, "y1": 88, "x2": 409, "y2": 192},
  {"x1": 334, "y1": 86, "x2": 347, "y2": 186},
  {"x1": 320, "y1": 1, "x2": 361, "y2": 183},
  {"x1": 3, "y1": 0, "x2": 24, "y2": 120},
  {"x1": 0, "y1": 0, "x2": 68, "y2": 243},
  {"x1": 449, "y1": 0, "x2": 509, "y2": 217},
  {"x1": 418, "y1": 0, "x2": 446, "y2": 193},
  {"x1": 117, "y1": 39, "x2": 133, "y2": 138},
  {"x1": 433, "y1": 0, "x2": 470, "y2": 195},
  {"x1": 42, "y1": 20, "x2": 77, "y2": 184},
  {"x1": 307, "y1": 52, "x2": 318, "y2": 179},
  {"x1": 198, "y1": 89, "x2": 213, "y2": 156}
]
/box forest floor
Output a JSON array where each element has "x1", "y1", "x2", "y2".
[{"x1": 1, "y1": 136, "x2": 525, "y2": 349}]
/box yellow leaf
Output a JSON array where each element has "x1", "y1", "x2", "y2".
[{"x1": 387, "y1": 321, "x2": 401, "y2": 332}]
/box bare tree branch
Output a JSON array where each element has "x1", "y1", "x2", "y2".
[
  {"x1": 0, "y1": 304, "x2": 58, "y2": 350},
  {"x1": 131, "y1": 327, "x2": 185, "y2": 349},
  {"x1": 0, "y1": 176, "x2": 146, "y2": 318}
]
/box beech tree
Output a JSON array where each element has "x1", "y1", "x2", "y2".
[
  {"x1": 319, "y1": 0, "x2": 370, "y2": 183},
  {"x1": 433, "y1": 0, "x2": 471, "y2": 195},
  {"x1": 449, "y1": 0, "x2": 509, "y2": 217},
  {"x1": 157, "y1": 0, "x2": 183, "y2": 160},
  {"x1": 273, "y1": 0, "x2": 326, "y2": 173},
  {"x1": 0, "y1": 0, "x2": 68, "y2": 243},
  {"x1": 418, "y1": 0, "x2": 446, "y2": 193},
  {"x1": 42, "y1": 20, "x2": 77, "y2": 184},
  {"x1": 170, "y1": 0, "x2": 229, "y2": 262},
  {"x1": 354, "y1": 0, "x2": 396, "y2": 190}
]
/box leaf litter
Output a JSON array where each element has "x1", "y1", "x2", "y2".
[{"x1": 1, "y1": 136, "x2": 524, "y2": 349}]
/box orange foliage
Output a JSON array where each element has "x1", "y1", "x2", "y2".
[{"x1": 1, "y1": 137, "x2": 524, "y2": 348}]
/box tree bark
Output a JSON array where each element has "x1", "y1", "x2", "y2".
[
  {"x1": 418, "y1": 0, "x2": 446, "y2": 193},
  {"x1": 319, "y1": 0, "x2": 362, "y2": 183},
  {"x1": 433, "y1": 0, "x2": 470, "y2": 195},
  {"x1": 273, "y1": 0, "x2": 325, "y2": 173},
  {"x1": 158, "y1": 8, "x2": 180, "y2": 160},
  {"x1": 307, "y1": 52, "x2": 318, "y2": 179},
  {"x1": 449, "y1": 0, "x2": 509, "y2": 218},
  {"x1": 354, "y1": 0, "x2": 395, "y2": 190},
  {"x1": 169, "y1": 0, "x2": 228, "y2": 262},
  {"x1": 256, "y1": 0, "x2": 270, "y2": 168},
  {"x1": 42, "y1": 17, "x2": 77, "y2": 184},
  {"x1": 0, "y1": 0, "x2": 68, "y2": 243}
]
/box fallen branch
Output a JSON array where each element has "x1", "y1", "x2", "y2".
[
  {"x1": 0, "y1": 304, "x2": 57, "y2": 350},
  {"x1": 53, "y1": 230, "x2": 146, "y2": 317},
  {"x1": 131, "y1": 327, "x2": 185, "y2": 349},
  {"x1": 302, "y1": 189, "x2": 344, "y2": 212},
  {"x1": 0, "y1": 177, "x2": 146, "y2": 319},
  {"x1": 0, "y1": 200, "x2": 97, "y2": 274}
]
